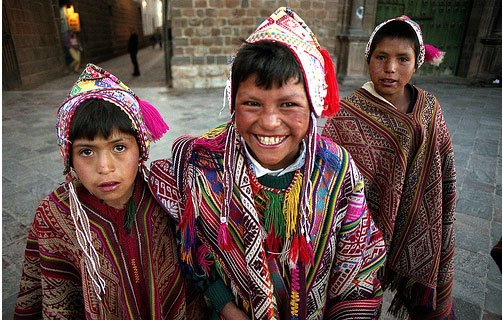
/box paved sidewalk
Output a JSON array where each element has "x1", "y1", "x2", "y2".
[{"x1": 2, "y1": 47, "x2": 502, "y2": 319}]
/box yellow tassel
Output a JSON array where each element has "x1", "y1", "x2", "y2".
[
  {"x1": 290, "y1": 291, "x2": 300, "y2": 316},
  {"x1": 283, "y1": 174, "x2": 302, "y2": 239}
]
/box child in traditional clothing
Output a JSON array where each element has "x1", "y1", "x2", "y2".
[
  {"x1": 149, "y1": 7, "x2": 386, "y2": 319},
  {"x1": 14, "y1": 64, "x2": 207, "y2": 319},
  {"x1": 322, "y1": 16, "x2": 456, "y2": 319}
]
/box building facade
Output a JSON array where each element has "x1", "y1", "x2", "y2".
[
  {"x1": 3, "y1": 0, "x2": 146, "y2": 89},
  {"x1": 2, "y1": 0, "x2": 501, "y2": 90}
]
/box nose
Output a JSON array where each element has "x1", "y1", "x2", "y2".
[
  {"x1": 384, "y1": 59, "x2": 396, "y2": 73},
  {"x1": 97, "y1": 152, "x2": 115, "y2": 174},
  {"x1": 259, "y1": 106, "x2": 281, "y2": 130}
]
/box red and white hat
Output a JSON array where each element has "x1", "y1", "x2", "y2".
[{"x1": 225, "y1": 7, "x2": 340, "y2": 118}]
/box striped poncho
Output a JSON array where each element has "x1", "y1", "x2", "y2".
[
  {"x1": 149, "y1": 125, "x2": 387, "y2": 319},
  {"x1": 14, "y1": 176, "x2": 207, "y2": 319},
  {"x1": 322, "y1": 86, "x2": 457, "y2": 319}
]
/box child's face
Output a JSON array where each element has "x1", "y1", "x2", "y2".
[
  {"x1": 71, "y1": 130, "x2": 139, "y2": 209},
  {"x1": 234, "y1": 75, "x2": 311, "y2": 170},
  {"x1": 368, "y1": 37, "x2": 416, "y2": 101}
]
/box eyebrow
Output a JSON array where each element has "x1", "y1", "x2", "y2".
[{"x1": 72, "y1": 136, "x2": 128, "y2": 147}]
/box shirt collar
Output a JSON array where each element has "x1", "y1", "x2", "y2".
[{"x1": 241, "y1": 138, "x2": 306, "y2": 178}]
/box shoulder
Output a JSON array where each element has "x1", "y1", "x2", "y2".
[
  {"x1": 37, "y1": 184, "x2": 71, "y2": 213},
  {"x1": 316, "y1": 136, "x2": 351, "y2": 170}
]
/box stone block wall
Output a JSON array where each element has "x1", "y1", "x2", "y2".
[
  {"x1": 170, "y1": 0, "x2": 341, "y2": 88},
  {"x1": 3, "y1": 0, "x2": 65, "y2": 89},
  {"x1": 3, "y1": 0, "x2": 145, "y2": 89}
]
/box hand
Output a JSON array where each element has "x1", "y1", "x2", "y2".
[{"x1": 220, "y1": 301, "x2": 248, "y2": 320}]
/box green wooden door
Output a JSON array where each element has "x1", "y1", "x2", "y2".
[{"x1": 375, "y1": 0, "x2": 473, "y2": 75}]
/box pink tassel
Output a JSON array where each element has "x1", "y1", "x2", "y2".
[
  {"x1": 196, "y1": 244, "x2": 214, "y2": 277},
  {"x1": 137, "y1": 98, "x2": 169, "y2": 141},
  {"x1": 218, "y1": 222, "x2": 232, "y2": 251},
  {"x1": 424, "y1": 44, "x2": 446, "y2": 67},
  {"x1": 319, "y1": 48, "x2": 340, "y2": 117}
]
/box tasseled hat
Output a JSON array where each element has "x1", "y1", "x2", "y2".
[
  {"x1": 57, "y1": 63, "x2": 169, "y2": 173},
  {"x1": 55, "y1": 63, "x2": 169, "y2": 300},
  {"x1": 365, "y1": 15, "x2": 446, "y2": 68},
  {"x1": 224, "y1": 6, "x2": 340, "y2": 118}
]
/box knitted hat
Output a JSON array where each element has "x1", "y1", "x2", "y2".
[
  {"x1": 57, "y1": 63, "x2": 169, "y2": 172},
  {"x1": 225, "y1": 7, "x2": 340, "y2": 118},
  {"x1": 365, "y1": 15, "x2": 445, "y2": 68},
  {"x1": 55, "y1": 63, "x2": 168, "y2": 301}
]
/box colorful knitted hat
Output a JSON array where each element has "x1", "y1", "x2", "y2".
[
  {"x1": 225, "y1": 6, "x2": 340, "y2": 118},
  {"x1": 365, "y1": 15, "x2": 445, "y2": 68},
  {"x1": 57, "y1": 63, "x2": 169, "y2": 172},
  {"x1": 55, "y1": 63, "x2": 168, "y2": 301}
]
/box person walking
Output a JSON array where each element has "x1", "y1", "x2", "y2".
[
  {"x1": 128, "y1": 30, "x2": 140, "y2": 76},
  {"x1": 65, "y1": 31, "x2": 82, "y2": 73}
]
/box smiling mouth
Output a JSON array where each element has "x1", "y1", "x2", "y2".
[
  {"x1": 381, "y1": 79, "x2": 396, "y2": 83},
  {"x1": 256, "y1": 135, "x2": 286, "y2": 145}
]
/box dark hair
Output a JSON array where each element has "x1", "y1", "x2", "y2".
[
  {"x1": 68, "y1": 99, "x2": 137, "y2": 165},
  {"x1": 367, "y1": 20, "x2": 420, "y2": 68},
  {"x1": 231, "y1": 41, "x2": 305, "y2": 110}
]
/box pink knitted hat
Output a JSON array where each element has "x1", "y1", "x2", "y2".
[{"x1": 57, "y1": 63, "x2": 169, "y2": 171}]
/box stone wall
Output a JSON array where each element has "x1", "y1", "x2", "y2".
[
  {"x1": 170, "y1": 0, "x2": 341, "y2": 88},
  {"x1": 3, "y1": 0, "x2": 65, "y2": 89},
  {"x1": 3, "y1": 0, "x2": 145, "y2": 89}
]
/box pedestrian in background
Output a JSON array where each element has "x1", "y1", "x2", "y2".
[
  {"x1": 65, "y1": 31, "x2": 82, "y2": 73},
  {"x1": 128, "y1": 30, "x2": 140, "y2": 76},
  {"x1": 14, "y1": 64, "x2": 207, "y2": 319},
  {"x1": 149, "y1": 7, "x2": 386, "y2": 319},
  {"x1": 322, "y1": 15, "x2": 456, "y2": 319}
]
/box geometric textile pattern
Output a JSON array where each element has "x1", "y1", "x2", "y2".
[
  {"x1": 149, "y1": 125, "x2": 387, "y2": 319},
  {"x1": 14, "y1": 178, "x2": 205, "y2": 319},
  {"x1": 322, "y1": 87, "x2": 456, "y2": 318}
]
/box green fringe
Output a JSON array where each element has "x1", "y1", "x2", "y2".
[
  {"x1": 123, "y1": 196, "x2": 136, "y2": 234},
  {"x1": 264, "y1": 191, "x2": 285, "y2": 237}
]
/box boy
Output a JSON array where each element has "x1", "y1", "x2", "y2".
[
  {"x1": 149, "y1": 8, "x2": 386, "y2": 319},
  {"x1": 14, "y1": 64, "x2": 206, "y2": 319}
]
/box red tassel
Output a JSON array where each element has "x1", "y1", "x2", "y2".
[
  {"x1": 137, "y1": 98, "x2": 169, "y2": 141},
  {"x1": 218, "y1": 222, "x2": 232, "y2": 252},
  {"x1": 319, "y1": 48, "x2": 340, "y2": 117},
  {"x1": 178, "y1": 188, "x2": 195, "y2": 263},
  {"x1": 288, "y1": 236, "x2": 300, "y2": 266},
  {"x1": 266, "y1": 230, "x2": 282, "y2": 253},
  {"x1": 299, "y1": 235, "x2": 314, "y2": 266}
]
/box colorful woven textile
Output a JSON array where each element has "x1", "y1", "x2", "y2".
[
  {"x1": 14, "y1": 178, "x2": 207, "y2": 319},
  {"x1": 149, "y1": 124, "x2": 386, "y2": 319},
  {"x1": 322, "y1": 86, "x2": 457, "y2": 318}
]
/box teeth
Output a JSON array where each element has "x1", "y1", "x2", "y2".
[{"x1": 257, "y1": 135, "x2": 285, "y2": 145}]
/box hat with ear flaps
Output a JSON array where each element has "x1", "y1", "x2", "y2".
[
  {"x1": 55, "y1": 63, "x2": 169, "y2": 301},
  {"x1": 365, "y1": 15, "x2": 446, "y2": 68},
  {"x1": 224, "y1": 6, "x2": 340, "y2": 118},
  {"x1": 57, "y1": 63, "x2": 169, "y2": 173}
]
